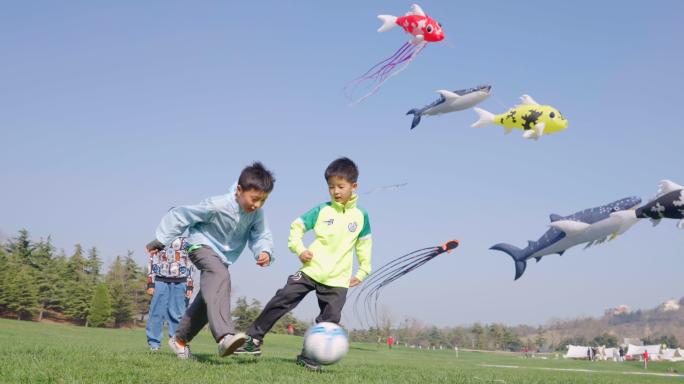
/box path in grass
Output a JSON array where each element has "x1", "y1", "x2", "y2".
[{"x1": 1, "y1": 319, "x2": 682, "y2": 383}]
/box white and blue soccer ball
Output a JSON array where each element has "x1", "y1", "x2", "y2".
[{"x1": 303, "y1": 322, "x2": 349, "y2": 365}]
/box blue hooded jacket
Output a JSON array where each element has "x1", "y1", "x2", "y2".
[{"x1": 155, "y1": 182, "x2": 274, "y2": 267}]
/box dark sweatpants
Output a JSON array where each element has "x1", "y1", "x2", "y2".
[
  {"x1": 175, "y1": 245, "x2": 235, "y2": 343},
  {"x1": 247, "y1": 271, "x2": 347, "y2": 357}
]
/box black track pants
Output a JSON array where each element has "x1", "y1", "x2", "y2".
[{"x1": 247, "y1": 271, "x2": 347, "y2": 357}]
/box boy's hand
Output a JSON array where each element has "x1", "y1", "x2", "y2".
[
  {"x1": 185, "y1": 290, "x2": 192, "y2": 299},
  {"x1": 256, "y1": 252, "x2": 270, "y2": 267},
  {"x1": 145, "y1": 246, "x2": 159, "y2": 257},
  {"x1": 147, "y1": 288, "x2": 155, "y2": 296},
  {"x1": 299, "y1": 250, "x2": 313, "y2": 264},
  {"x1": 349, "y1": 278, "x2": 361, "y2": 287},
  {"x1": 145, "y1": 239, "x2": 164, "y2": 256}
]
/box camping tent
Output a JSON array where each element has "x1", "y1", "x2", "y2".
[
  {"x1": 603, "y1": 347, "x2": 618, "y2": 361},
  {"x1": 626, "y1": 344, "x2": 663, "y2": 360},
  {"x1": 664, "y1": 348, "x2": 684, "y2": 362},
  {"x1": 566, "y1": 345, "x2": 591, "y2": 359}
]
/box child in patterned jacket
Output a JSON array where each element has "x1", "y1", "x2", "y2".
[{"x1": 145, "y1": 236, "x2": 196, "y2": 350}]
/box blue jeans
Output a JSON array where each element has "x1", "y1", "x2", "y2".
[{"x1": 146, "y1": 281, "x2": 189, "y2": 348}]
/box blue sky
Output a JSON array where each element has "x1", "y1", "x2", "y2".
[{"x1": 1, "y1": 0, "x2": 683, "y2": 328}]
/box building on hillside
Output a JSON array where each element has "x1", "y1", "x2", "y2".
[
  {"x1": 624, "y1": 338, "x2": 643, "y2": 346},
  {"x1": 660, "y1": 300, "x2": 680, "y2": 312},
  {"x1": 605, "y1": 304, "x2": 630, "y2": 316}
]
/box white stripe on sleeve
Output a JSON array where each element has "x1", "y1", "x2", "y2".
[
  {"x1": 358, "y1": 234, "x2": 372, "y2": 242},
  {"x1": 295, "y1": 217, "x2": 306, "y2": 231}
]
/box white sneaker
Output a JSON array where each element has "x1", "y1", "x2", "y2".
[
  {"x1": 218, "y1": 333, "x2": 247, "y2": 357},
  {"x1": 168, "y1": 336, "x2": 197, "y2": 360}
]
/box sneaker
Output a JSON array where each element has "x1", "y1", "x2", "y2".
[
  {"x1": 150, "y1": 346, "x2": 160, "y2": 351},
  {"x1": 218, "y1": 333, "x2": 246, "y2": 357},
  {"x1": 168, "y1": 336, "x2": 197, "y2": 360},
  {"x1": 296, "y1": 354, "x2": 323, "y2": 372},
  {"x1": 234, "y1": 336, "x2": 262, "y2": 356}
]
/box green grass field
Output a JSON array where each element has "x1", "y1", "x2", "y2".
[{"x1": 1, "y1": 319, "x2": 683, "y2": 383}]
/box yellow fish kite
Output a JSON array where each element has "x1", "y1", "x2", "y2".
[{"x1": 470, "y1": 95, "x2": 567, "y2": 141}]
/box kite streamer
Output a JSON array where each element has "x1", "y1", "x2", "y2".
[
  {"x1": 360, "y1": 183, "x2": 407, "y2": 196},
  {"x1": 351, "y1": 239, "x2": 458, "y2": 328}
]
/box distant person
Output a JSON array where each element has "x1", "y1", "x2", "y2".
[
  {"x1": 146, "y1": 162, "x2": 276, "y2": 359},
  {"x1": 619, "y1": 346, "x2": 624, "y2": 362},
  {"x1": 587, "y1": 347, "x2": 591, "y2": 361},
  {"x1": 644, "y1": 349, "x2": 649, "y2": 369},
  {"x1": 526, "y1": 347, "x2": 529, "y2": 358},
  {"x1": 387, "y1": 337, "x2": 394, "y2": 349},
  {"x1": 145, "y1": 236, "x2": 195, "y2": 351}
]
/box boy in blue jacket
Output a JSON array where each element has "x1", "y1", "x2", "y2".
[{"x1": 145, "y1": 162, "x2": 275, "y2": 359}]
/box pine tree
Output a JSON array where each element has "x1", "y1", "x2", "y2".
[
  {"x1": 62, "y1": 245, "x2": 95, "y2": 326},
  {"x1": 5, "y1": 229, "x2": 34, "y2": 265},
  {"x1": 86, "y1": 247, "x2": 102, "y2": 279},
  {"x1": 129, "y1": 264, "x2": 150, "y2": 327},
  {"x1": 5, "y1": 261, "x2": 40, "y2": 320},
  {"x1": 0, "y1": 245, "x2": 9, "y2": 308},
  {"x1": 33, "y1": 237, "x2": 67, "y2": 321},
  {"x1": 489, "y1": 324, "x2": 503, "y2": 350},
  {"x1": 535, "y1": 326, "x2": 546, "y2": 348},
  {"x1": 471, "y1": 323, "x2": 485, "y2": 349},
  {"x1": 88, "y1": 283, "x2": 111, "y2": 327},
  {"x1": 233, "y1": 296, "x2": 263, "y2": 332},
  {"x1": 106, "y1": 252, "x2": 143, "y2": 328}
]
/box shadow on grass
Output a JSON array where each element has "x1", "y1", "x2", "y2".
[
  {"x1": 349, "y1": 346, "x2": 377, "y2": 352},
  {"x1": 193, "y1": 354, "x2": 266, "y2": 365}
]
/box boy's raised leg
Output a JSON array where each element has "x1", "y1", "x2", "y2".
[{"x1": 246, "y1": 272, "x2": 315, "y2": 342}]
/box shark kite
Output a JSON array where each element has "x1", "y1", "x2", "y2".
[
  {"x1": 490, "y1": 197, "x2": 642, "y2": 280},
  {"x1": 612, "y1": 180, "x2": 684, "y2": 229}
]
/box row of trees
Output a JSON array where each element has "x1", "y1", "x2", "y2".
[
  {"x1": 346, "y1": 307, "x2": 527, "y2": 350},
  {"x1": 0, "y1": 230, "x2": 149, "y2": 327}
]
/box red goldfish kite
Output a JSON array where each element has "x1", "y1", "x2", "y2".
[{"x1": 342, "y1": 4, "x2": 444, "y2": 106}]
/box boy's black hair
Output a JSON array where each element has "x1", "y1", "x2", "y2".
[
  {"x1": 324, "y1": 157, "x2": 358, "y2": 184},
  {"x1": 238, "y1": 162, "x2": 275, "y2": 193}
]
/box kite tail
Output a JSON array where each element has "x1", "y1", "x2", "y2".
[
  {"x1": 342, "y1": 41, "x2": 428, "y2": 107},
  {"x1": 406, "y1": 108, "x2": 421, "y2": 129},
  {"x1": 490, "y1": 243, "x2": 527, "y2": 281}
]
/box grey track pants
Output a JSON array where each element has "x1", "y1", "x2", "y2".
[
  {"x1": 175, "y1": 245, "x2": 235, "y2": 343},
  {"x1": 247, "y1": 271, "x2": 347, "y2": 356}
]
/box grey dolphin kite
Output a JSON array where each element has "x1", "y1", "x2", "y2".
[
  {"x1": 490, "y1": 196, "x2": 642, "y2": 280},
  {"x1": 407, "y1": 85, "x2": 491, "y2": 129},
  {"x1": 612, "y1": 180, "x2": 684, "y2": 229}
]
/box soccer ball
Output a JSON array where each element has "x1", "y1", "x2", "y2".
[{"x1": 303, "y1": 322, "x2": 349, "y2": 365}]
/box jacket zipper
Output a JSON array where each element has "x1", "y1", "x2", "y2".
[{"x1": 227, "y1": 211, "x2": 242, "y2": 244}]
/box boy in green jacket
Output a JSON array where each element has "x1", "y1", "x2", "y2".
[{"x1": 236, "y1": 157, "x2": 372, "y2": 371}]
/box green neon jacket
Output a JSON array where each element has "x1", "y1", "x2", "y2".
[{"x1": 288, "y1": 194, "x2": 372, "y2": 287}]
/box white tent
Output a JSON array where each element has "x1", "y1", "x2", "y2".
[
  {"x1": 664, "y1": 348, "x2": 684, "y2": 362},
  {"x1": 603, "y1": 347, "x2": 618, "y2": 360},
  {"x1": 566, "y1": 345, "x2": 591, "y2": 359},
  {"x1": 626, "y1": 344, "x2": 663, "y2": 360}
]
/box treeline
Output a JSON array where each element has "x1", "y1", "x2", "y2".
[
  {"x1": 0, "y1": 229, "x2": 149, "y2": 326},
  {"x1": 545, "y1": 309, "x2": 683, "y2": 350},
  {"x1": 348, "y1": 317, "x2": 526, "y2": 350},
  {"x1": 0, "y1": 229, "x2": 314, "y2": 331}
]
